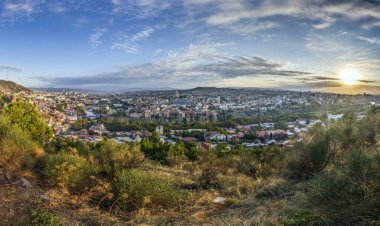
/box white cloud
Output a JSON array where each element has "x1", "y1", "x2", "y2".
[
  {"x1": 183, "y1": 0, "x2": 380, "y2": 32},
  {"x1": 306, "y1": 33, "x2": 346, "y2": 53},
  {"x1": 153, "y1": 48, "x2": 163, "y2": 55},
  {"x1": 1, "y1": 0, "x2": 45, "y2": 22},
  {"x1": 229, "y1": 21, "x2": 279, "y2": 36},
  {"x1": 49, "y1": 3, "x2": 66, "y2": 13},
  {"x1": 111, "y1": 24, "x2": 166, "y2": 52},
  {"x1": 36, "y1": 42, "x2": 311, "y2": 88},
  {"x1": 0, "y1": 64, "x2": 23, "y2": 72},
  {"x1": 111, "y1": 0, "x2": 170, "y2": 19},
  {"x1": 362, "y1": 21, "x2": 380, "y2": 29},
  {"x1": 343, "y1": 31, "x2": 380, "y2": 46},
  {"x1": 89, "y1": 28, "x2": 108, "y2": 47}
]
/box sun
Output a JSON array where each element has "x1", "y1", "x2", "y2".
[{"x1": 340, "y1": 69, "x2": 359, "y2": 85}]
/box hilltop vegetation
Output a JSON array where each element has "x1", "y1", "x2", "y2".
[
  {"x1": 0, "y1": 100, "x2": 379, "y2": 225},
  {"x1": 0, "y1": 80, "x2": 30, "y2": 93}
]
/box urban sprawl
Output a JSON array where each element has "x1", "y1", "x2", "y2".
[{"x1": 13, "y1": 87, "x2": 380, "y2": 150}]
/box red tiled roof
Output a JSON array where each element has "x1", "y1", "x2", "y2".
[
  {"x1": 272, "y1": 129, "x2": 286, "y2": 134},
  {"x1": 256, "y1": 130, "x2": 268, "y2": 137},
  {"x1": 182, "y1": 137, "x2": 198, "y2": 142}
]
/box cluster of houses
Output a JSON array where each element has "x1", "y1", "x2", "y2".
[
  {"x1": 53, "y1": 117, "x2": 329, "y2": 151},
  {"x1": 12, "y1": 87, "x2": 376, "y2": 152},
  {"x1": 20, "y1": 87, "x2": 378, "y2": 138}
]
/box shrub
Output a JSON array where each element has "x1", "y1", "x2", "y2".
[
  {"x1": 198, "y1": 153, "x2": 219, "y2": 188},
  {"x1": 0, "y1": 116, "x2": 38, "y2": 175},
  {"x1": 92, "y1": 141, "x2": 144, "y2": 178},
  {"x1": 37, "y1": 153, "x2": 95, "y2": 193},
  {"x1": 3, "y1": 100, "x2": 53, "y2": 143},
  {"x1": 286, "y1": 125, "x2": 331, "y2": 180},
  {"x1": 28, "y1": 209, "x2": 61, "y2": 226},
  {"x1": 282, "y1": 209, "x2": 324, "y2": 226},
  {"x1": 236, "y1": 148, "x2": 284, "y2": 179},
  {"x1": 112, "y1": 169, "x2": 186, "y2": 210},
  {"x1": 298, "y1": 149, "x2": 380, "y2": 225},
  {"x1": 216, "y1": 173, "x2": 255, "y2": 198}
]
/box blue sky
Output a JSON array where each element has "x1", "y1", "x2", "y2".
[{"x1": 0, "y1": 0, "x2": 379, "y2": 93}]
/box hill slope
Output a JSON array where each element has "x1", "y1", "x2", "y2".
[{"x1": 0, "y1": 80, "x2": 31, "y2": 93}]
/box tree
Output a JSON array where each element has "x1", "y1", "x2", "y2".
[
  {"x1": 215, "y1": 143, "x2": 228, "y2": 157},
  {"x1": 3, "y1": 100, "x2": 53, "y2": 143},
  {"x1": 75, "y1": 105, "x2": 86, "y2": 115}
]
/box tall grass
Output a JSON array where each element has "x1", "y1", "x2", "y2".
[
  {"x1": 287, "y1": 149, "x2": 380, "y2": 225},
  {"x1": 112, "y1": 168, "x2": 187, "y2": 210},
  {"x1": 0, "y1": 115, "x2": 38, "y2": 176},
  {"x1": 92, "y1": 140, "x2": 145, "y2": 179},
  {"x1": 37, "y1": 153, "x2": 96, "y2": 193}
]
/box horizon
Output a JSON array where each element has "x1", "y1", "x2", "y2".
[
  {"x1": 0, "y1": 0, "x2": 379, "y2": 94},
  {"x1": 26, "y1": 83, "x2": 380, "y2": 96}
]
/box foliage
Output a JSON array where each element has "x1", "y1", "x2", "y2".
[
  {"x1": 294, "y1": 149, "x2": 380, "y2": 225},
  {"x1": 216, "y1": 173, "x2": 255, "y2": 198},
  {"x1": 75, "y1": 105, "x2": 86, "y2": 115},
  {"x1": 112, "y1": 169, "x2": 186, "y2": 210},
  {"x1": 92, "y1": 140, "x2": 144, "y2": 178},
  {"x1": 0, "y1": 115, "x2": 38, "y2": 174},
  {"x1": 28, "y1": 209, "x2": 61, "y2": 226},
  {"x1": 184, "y1": 141, "x2": 201, "y2": 160},
  {"x1": 70, "y1": 119, "x2": 92, "y2": 131},
  {"x1": 141, "y1": 136, "x2": 192, "y2": 164},
  {"x1": 236, "y1": 148, "x2": 285, "y2": 179},
  {"x1": 286, "y1": 124, "x2": 331, "y2": 180},
  {"x1": 44, "y1": 137, "x2": 94, "y2": 156},
  {"x1": 3, "y1": 100, "x2": 53, "y2": 143},
  {"x1": 282, "y1": 209, "x2": 323, "y2": 226},
  {"x1": 37, "y1": 153, "x2": 96, "y2": 193}
]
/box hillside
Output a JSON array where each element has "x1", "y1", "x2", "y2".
[
  {"x1": 0, "y1": 80, "x2": 31, "y2": 93},
  {"x1": 0, "y1": 101, "x2": 379, "y2": 225}
]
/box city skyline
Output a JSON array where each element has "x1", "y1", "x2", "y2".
[{"x1": 0, "y1": 0, "x2": 379, "y2": 93}]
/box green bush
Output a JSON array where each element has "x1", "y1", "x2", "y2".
[
  {"x1": 37, "y1": 153, "x2": 95, "y2": 193},
  {"x1": 28, "y1": 209, "x2": 61, "y2": 226},
  {"x1": 112, "y1": 169, "x2": 186, "y2": 210},
  {"x1": 3, "y1": 100, "x2": 53, "y2": 143},
  {"x1": 92, "y1": 140, "x2": 144, "y2": 178},
  {"x1": 298, "y1": 149, "x2": 380, "y2": 225},
  {"x1": 282, "y1": 209, "x2": 323, "y2": 226},
  {"x1": 216, "y1": 173, "x2": 255, "y2": 198},
  {"x1": 0, "y1": 115, "x2": 37, "y2": 174},
  {"x1": 236, "y1": 148, "x2": 284, "y2": 179},
  {"x1": 286, "y1": 125, "x2": 331, "y2": 180}
]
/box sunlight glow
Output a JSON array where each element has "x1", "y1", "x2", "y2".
[{"x1": 340, "y1": 69, "x2": 359, "y2": 85}]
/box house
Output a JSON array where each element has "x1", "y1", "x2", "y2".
[
  {"x1": 112, "y1": 137, "x2": 133, "y2": 143},
  {"x1": 156, "y1": 125, "x2": 164, "y2": 135},
  {"x1": 143, "y1": 131, "x2": 152, "y2": 138},
  {"x1": 266, "y1": 139, "x2": 277, "y2": 145},
  {"x1": 227, "y1": 135, "x2": 239, "y2": 142},
  {"x1": 256, "y1": 130, "x2": 269, "y2": 140},
  {"x1": 201, "y1": 142, "x2": 212, "y2": 150},
  {"x1": 271, "y1": 129, "x2": 287, "y2": 140},
  {"x1": 89, "y1": 124, "x2": 106, "y2": 134},
  {"x1": 182, "y1": 137, "x2": 198, "y2": 142},
  {"x1": 328, "y1": 114, "x2": 344, "y2": 121},
  {"x1": 205, "y1": 132, "x2": 226, "y2": 141}
]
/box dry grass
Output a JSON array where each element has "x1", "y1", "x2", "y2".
[{"x1": 0, "y1": 162, "x2": 301, "y2": 226}]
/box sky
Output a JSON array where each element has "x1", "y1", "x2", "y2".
[{"x1": 0, "y1": 0, "x2": 379, "y2": 93}]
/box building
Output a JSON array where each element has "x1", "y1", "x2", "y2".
[{"x1": 156, "y1": 125, "x2": 164, "y2": 135}]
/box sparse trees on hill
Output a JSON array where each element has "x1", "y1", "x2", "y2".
[{"x1": 3, "y1": 100, "x2": 53, "y2": 143}]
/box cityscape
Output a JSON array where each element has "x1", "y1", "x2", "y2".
[
  {"x1": 0, "y1": 0, "x2": 379, "y2": 225},
  {"x1": 24, "y1": 87, "x2": 379, "y2": 147}
]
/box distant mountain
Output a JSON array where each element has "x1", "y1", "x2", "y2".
[
  {"x1": 30, "y1": 87, "x2": 101, "y2": 93},
  {"x1": 119, "y1": 87, "x2": 177, "y2": 92},
  {"x1": 0, "y1": 80, "x2": 31, "y2": 93}
]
